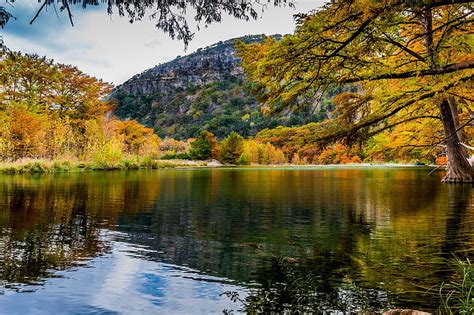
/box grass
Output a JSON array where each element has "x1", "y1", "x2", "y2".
[
  {"x1": 439, "y1": 257, "x2": 474, "y2": 315},
  {"x1": 0, "y1": 157, "x2": 207, "y2": 174}
]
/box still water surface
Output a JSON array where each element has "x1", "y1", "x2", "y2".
[{"x1": 0, "y1": 167, "x2": 472, "y2": 313}]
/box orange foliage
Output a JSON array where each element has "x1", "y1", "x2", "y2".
[
  {"x1": 313, "y1": 143, "x2": 361, "y2": 165},
  {"x1": 3, "y1": 105, "x2": 47, "y2": 160},
  {"x1": 436, "y1": 156, "x2": 448, "y2": 165},
  {"x1": 0, "y1": 52, "x2": 161, "y2": 163},
  {"x1": 113, "y1": 120, "x2": 160, "y2": 156}
]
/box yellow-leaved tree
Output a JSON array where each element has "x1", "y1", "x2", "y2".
[{"x1": 238, "y1": 0, "x2": 474, "y2": 182}]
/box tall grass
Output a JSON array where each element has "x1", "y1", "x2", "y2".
[
  {"x1": 0, "y1": 157, "x2": 206, "y2": 174},
  {"x1": 439, "y1": 257, "x2": 474, "y2": 314}
]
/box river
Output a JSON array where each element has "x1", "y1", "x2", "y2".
[{"x1": 0, "y1": 167, "x2": 472, "y2": 313}]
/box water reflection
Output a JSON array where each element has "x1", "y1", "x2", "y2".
[{"x1": 0, "y1": 168, "x2": 472, "y2": 313}]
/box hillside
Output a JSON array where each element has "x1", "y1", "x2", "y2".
[{"x1": 112, "y1": 35, "x2": 336, "y2": 139}]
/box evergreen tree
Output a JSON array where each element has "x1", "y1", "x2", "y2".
[{"x1": 218, "y1": 132, "x2": 244, "y2": 164}]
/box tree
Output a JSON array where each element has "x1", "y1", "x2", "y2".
[
  {"x1": 113, "y1": 120, "x2": 160, "y2": 156},
  {"x1": 0, "y1": 52, "x2": 113, "y2": 120},
  {"x1": 1, "y1": 0, "x2": 293, "y2": 47},
  {"x1": 2, "y1": 104, "x2": 47, "y2": 160},
  {"x1": 240, "y1": 139, "x2": 287, "y2": 164},
  {"x1": 238, "y1": 0, "x2": 474, "y2": 182},
  {"x1": 0, "y1": 51, "x2": 159, "y2": 162},
  {"x1": 218, "y1": 131, "x2": 244, "y2": 164},
  {"x1": 188, "y1": 130, "x2": 218, "y2": 160}
]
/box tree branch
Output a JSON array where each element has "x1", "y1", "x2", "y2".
[
  {"x1": 30, "y1": 0, "x2": 48, "y2": 25},
  {"x1": 428, "y1": 0, "x2": 474, "y2": 8},
  {"x1": 382, "y1": 33, "x2": 426, "y2": 62},
  {"x1": 340, "y1": 61, "x2": 474, "y2": 84},
  {"x1": 460, "y1": 143, "x2": 474, "y2": 151},
  {"x1": 315, "y1": 73, "x2": 473, "y2": 142},
  {"x1": 328, "y1": 19, "x2": 372, "y2": 58},
  {"x1": 62, "y1": 0, "x2": 74, "y2": 27},
  {"x1": 367, "y1": 115, "x2": 440, "y2": 137}
]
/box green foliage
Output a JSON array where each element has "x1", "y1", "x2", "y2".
[
  {"x1": 218, "y1": 132, "x2": 244, "y2": 165},
  {"x1": 0, "y1": 157, "x2": 202, "y2": 174},
  {"x1": 188, "y1": 130, "x2": 218, "y2": 160}
]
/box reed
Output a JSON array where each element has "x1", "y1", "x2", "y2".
[{"x1": 439, "y1": 257, "x2": 474, "y2": 315}]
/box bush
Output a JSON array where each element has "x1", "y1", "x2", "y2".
[
  {"x1": 92, "y1": 138, "x2": 124, "y2": 165},
  {"x1": 52, "y1": 160, "x2": 73, "y2": 172},
  {"x1": 237, "y1": 153, "x2": 250, "y2": 165}
]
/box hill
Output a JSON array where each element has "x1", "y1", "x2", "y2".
[{"x1": 112, "y1": 35, "x2": 337, "y2": 139}]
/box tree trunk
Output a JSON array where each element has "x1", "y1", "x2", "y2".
[
  {"x1": 438, "y1": 97, "x2": 474, "y2": 183},
  {"x1": 448, "y1": 96, "x2": 466, "y2": 146}
]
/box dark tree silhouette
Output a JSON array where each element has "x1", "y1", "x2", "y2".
[{"x1": 1, "y1": 0, "x2": 293, "y2": 46}]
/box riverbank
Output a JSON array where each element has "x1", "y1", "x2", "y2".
[
  {"x1": 0, "y1": 158, "x2": 437, "y2": 175},
  {"x1": 242, "y1": 163, "x2": 437, "y2": 168},
  {"x1": 0, "y1": 158, "x2": 208, "y2": 174}
]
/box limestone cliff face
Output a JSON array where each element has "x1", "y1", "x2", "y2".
[{"x1": 115, "y1": 35, "x2": 262, "y2": 96}]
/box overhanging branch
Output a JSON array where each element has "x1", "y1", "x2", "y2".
[
  {"x1": 315, "y1": 73, "x2": 474, "y2": 142},
  {"x1": 340, "y1": 61, "x2": 474, "y2": 84}
]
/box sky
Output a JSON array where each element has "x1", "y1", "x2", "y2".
[{"x1": 1, "y1": 0, "x2": 325, "y2": 85}]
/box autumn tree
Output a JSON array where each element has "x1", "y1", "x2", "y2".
[
  {"x1": 238, "y1": 0, "x2": 474, "y2": 182},
  {"x1": 0, "y1": 51, "x2": 162, "y2": 162},
  {"x1": 113, "y1": 120, "x2": 160, "y2": 156},
  {"x1": 0, "y1": 52, "x2": 113, "y2": 120},
  {"x1": 239, "y1": 139, "x2": 287, "y2": 164},
  {"x1": 218, "y1": 131, "x2": 244, "y2": 164}
]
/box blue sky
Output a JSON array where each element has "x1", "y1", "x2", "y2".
[{"x1": 2, "y1": 1, "x2": 323, "y2": 85}]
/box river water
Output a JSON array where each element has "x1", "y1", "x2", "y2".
[{"x1": 0, "y1": 167, "x2": 472, "y2": 313}]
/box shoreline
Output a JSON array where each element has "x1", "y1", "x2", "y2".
[
  {"x1": 240, "y1": 163, "x2": 438, "y2": 168},
  {"x1": 0, "y1": 158, "x2": 208, "y2": 175},
  {"x1": 0, "y1": 158, "x2": 439, "y2": 175}
]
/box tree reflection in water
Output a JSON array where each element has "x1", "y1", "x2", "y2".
[{"x1": 0, "y1": 172, "x2": 161, "y2": 288}]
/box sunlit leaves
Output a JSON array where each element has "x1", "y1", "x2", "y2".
[{"x1": 238, "y1": 0, "x2": 473, "y2": 162}]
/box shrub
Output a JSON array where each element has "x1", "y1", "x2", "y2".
[{"x1": 92, "y1": 138, "x2": 124, "y2": 165}]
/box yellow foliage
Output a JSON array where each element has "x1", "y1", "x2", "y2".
[{"x1": 241, "y1": 139, "x2": 287, "y2": 165}]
